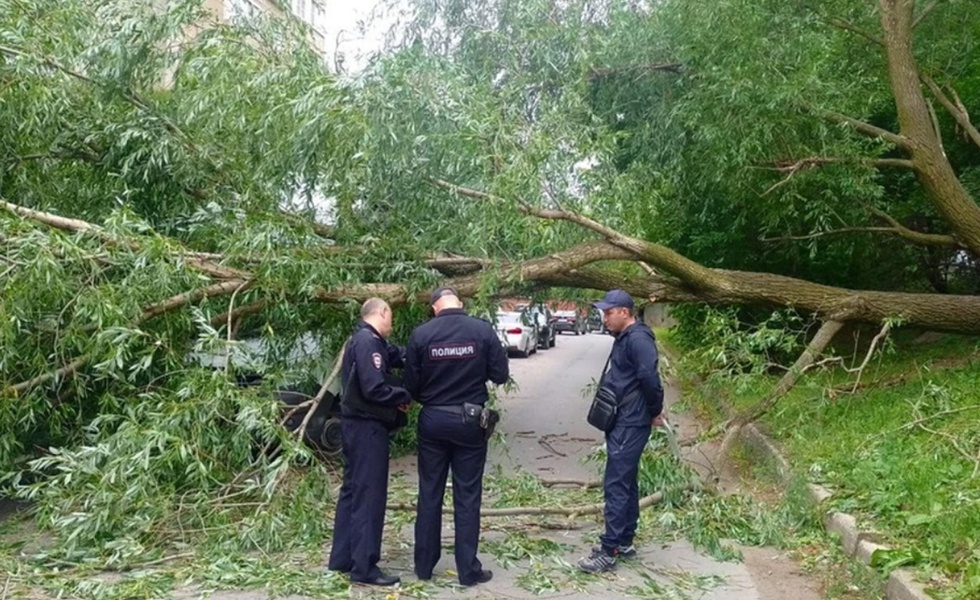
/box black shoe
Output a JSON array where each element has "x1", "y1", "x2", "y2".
[
  {"x1": 578, "y1": 547, "x2": 617, "y2": 573},
  {"x1": 351, "y1": 572, "x2": 400, "y2": 586},
  {"x1": 462, "y1": 570, "x2": 493, "y2": 586}
]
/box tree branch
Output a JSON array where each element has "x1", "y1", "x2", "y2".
[
  {"x1": 927, "y1": 96, "x2": 946, "y2": 156},
  {"x1": 868, "y1": 206, "x2": 962, "y2": 248},
  {"x1": 821, "y1": 16, "x2": 884, "y2": 46},
  {"x1": 1, "y1": 199, "x2": 248, "y2": 280},
  {"x1": 388, "y1": 489, "x2": 675, "y2": 517},
  {"x1": 431, "y1": 179, "x2": 716, "y2": 286},
  {"x1": 769, "y1": 157, "x2": 914, "y2": 172},
  {"x1": 142, "y1": 279, "x2": 252, "y2": 320},
  {"x1": 0, "y1": 44, "x2": 206, "y2": 157},
  {"x1": 843, "y1": 322, "x2": 891, "y2": 393},
  {"x1": 761, "y1": 227, "x2": 899, "y2": 242},
  {"x1": 210, "y1": 299, "x2": 269, "y2": 328},
  {"x1": 429, "y1": 178, "x2": 980, "y2": 333},
  {"x1": 761, "y1": 156, "x2": 914, "y2": 195},
  {"x1": 278, "y1": 210, "x2": 334, "y2": 238},
  {"x1": 912, "y1": 0, "x2": 943, "y2": 29},
  {"x1": 589, "y1": 62, "x2": 683, "y2": 79},
  {"x1": 821, "y1": 111, "x2": 913, "y2": 150},
  {"x1": 761, "y1": 214, "x2": 960, "y2": 248},
  {"x1": 922, "y1": 74, "x2": 980, "y2": 149},
  {"x1": 715, "y1": 319, "x2": 845, "y2": 469},
  {"x1": 295, "y1": 340, "x2": 346, "y2": 442},
  {"x1": 9, "y1": 279, "x2": 250, "y2": 395}
]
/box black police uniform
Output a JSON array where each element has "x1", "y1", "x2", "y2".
[
  {"x1": 328, "y1": 322, "x2": 411, "y2": 583},
  {"x1": 598, "y1": 320, "x2": 664, "y2": 553},
  {"x1": 403, "y1": 308, "x2": 509, "y2": 585}
]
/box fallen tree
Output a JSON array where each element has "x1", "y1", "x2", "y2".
[{"x1": 1, "y1": 0, "x2": 979, "y2": 570}]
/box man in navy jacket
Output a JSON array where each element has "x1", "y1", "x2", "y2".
[
  {"x1": 328, "y1": 298, "x2": 411, "y2": 586},
  {"x1": 579, "y1": 289, "x2": 665, "y2": 574}
]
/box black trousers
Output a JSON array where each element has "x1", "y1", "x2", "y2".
[
  {"x1": 414, "y1": 408, "x2": 487, "y2": 585},
  {"x1": 328, "y1": 417, "x2": 390, "y2": 581}
]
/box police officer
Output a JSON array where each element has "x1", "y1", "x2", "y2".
[
  {"x1": 578, "y1": 289, "x2": 665, "y2": 574},
  {"x1": 404, "y1": 287, "x2": 509, "y2": 586},
  {"x1": 328, "y1": 298, "x2": 411, "y2": 586}
]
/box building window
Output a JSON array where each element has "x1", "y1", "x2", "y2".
[
  {"x1": 224, "y1": 0, "x2": 260, "y2": 22},
  {"x1": 291, "y1": 0, "x2": 310, "y2": 21},
  {"x1": 290, "y1": 0, "x2": 326, "y2": 33}
]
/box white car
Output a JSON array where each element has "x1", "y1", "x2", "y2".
[{"x1": 496, "y1": 311, "x2": 538, "y2": 358}]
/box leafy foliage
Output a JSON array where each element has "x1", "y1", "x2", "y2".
[{"x1": 1, "y1": 0, "x2": 979, "y2": 594}]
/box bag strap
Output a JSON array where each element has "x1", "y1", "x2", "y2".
[{"x1": 598, "y1": 352, "x2": 613, "y2": 386}]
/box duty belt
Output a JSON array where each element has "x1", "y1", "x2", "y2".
[{"x1": 425, "y1": 404, "x2": 478, "y2": 413}]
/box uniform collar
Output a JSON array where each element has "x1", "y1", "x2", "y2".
[
  {"x1": 435, "y1": 308, "x2": 467, "y2": 318},
  {"x1": 357, "y1": 320, "x2": 383, "y2": 339}
]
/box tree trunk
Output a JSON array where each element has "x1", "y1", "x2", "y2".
[
  {"x1": 879, "y1": 0, "x2": 980, "y2": 254},
  {"x1": 542, "y1": 241, "x2": 980, "y2": 334}
]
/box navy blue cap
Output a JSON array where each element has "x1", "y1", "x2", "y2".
[
  {"x1": 430, "y1": 286, "x2": 459, "y2": 305},
  {"x1": 593, "y1": 289, "x2": 634, "y2": 311}
]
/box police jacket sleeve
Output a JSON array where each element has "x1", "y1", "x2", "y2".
[
  {"x1": 403, "y1": 332, "x2": 422, "y2": 400},
  {"x1": 631, "y1": 331, "x2": 665, "y2": 418},
  {"x1": 355, "y1": 336, "x2": 412, "y2": 407},
  {"x1": 486, "y1": 325, "x2": 509, "y2": 385},
  {"x1": 386, "y1": 342, "x2": 406, "y2": 369}
]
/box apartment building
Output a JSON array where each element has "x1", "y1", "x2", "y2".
[{"x1": 207, "y1": 0, "x2": 329, "y2": 55}]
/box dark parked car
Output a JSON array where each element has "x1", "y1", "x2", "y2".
[
  {"x1": 191, "y1": 335, "x2": 343, "y2": 460},
  {"x1": 526, "y1": 305, "x2": 556, "y2": 349},
  {"x1": 587, "y1": 308, "x2": 607, "y2": 334},
  {"x1": 553, "y1": 310, "x2": 586, "y2": 335}
]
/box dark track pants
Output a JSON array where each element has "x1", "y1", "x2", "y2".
[
  {"x1": 328, "y1": 417, "x2": 390, "y2": 581},
  {"x1": 414, "y1": 409, "x2": 487, "y2": 585},
  {"x1": 599, "y1": 424, "x2": 651, "y2": 551}
]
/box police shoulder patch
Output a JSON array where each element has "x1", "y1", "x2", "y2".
[{"x1": 371, "y1": 352, "x2": 383, "y2": 370}]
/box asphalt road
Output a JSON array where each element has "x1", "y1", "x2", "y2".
[
  {"x1": 169, "y1": 331, "x2": 825, "y2": 600},
  {"x1": 377, "y1": 331, "x2": 824, "y2": 600},
  {"x1": 488, "y1": 330, "x2": 613, "y2": 481}
]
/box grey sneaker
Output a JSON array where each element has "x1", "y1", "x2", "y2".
[
  {"x1": 616, "y1": 544, "x2": 637, "y2": 559},
  {"x1": 578, "y1": 547, "x2": 617, "y2": 573}
]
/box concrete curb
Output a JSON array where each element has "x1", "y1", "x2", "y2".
[{"x1": 738, "y1": 423, "x2": 931, "y2": 600}]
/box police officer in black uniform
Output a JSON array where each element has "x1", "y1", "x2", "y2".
[
  {"x1": 328, "y1": 298, "x2": 411, "y2": 586},
  {"x1": 578, "y1": 289, "x2": 665, "y2": 574},
  {"x1": 404, "y1": 287, "x2": 509, "y2": 586}
]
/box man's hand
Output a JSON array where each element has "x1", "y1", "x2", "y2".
[
  {"x1": 651, "y1": 413, "x2": 665, "y2": 427},
  {"x1": 397, "y1": 403, "x2": 410, "y2": 413}
]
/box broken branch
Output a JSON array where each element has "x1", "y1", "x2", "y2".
[
  {"x1": 922, "y1": 74, "x2": 980, "y2": 149},
  {"x1": 387, "y1": 489, "x2": 676, "y2": 516}
]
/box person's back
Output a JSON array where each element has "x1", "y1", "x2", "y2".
[
  {"x1": 406, "y1": 310, "x2": 508, "y2": 406},
  {"x1": 404, "y1": 287, "x2": 509, "y2": 587}
]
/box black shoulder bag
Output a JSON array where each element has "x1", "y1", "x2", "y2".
[{"x1": 586, "y1": 354, "x2": 618, "y2": 432}]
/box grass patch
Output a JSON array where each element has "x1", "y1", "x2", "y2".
[{"x1": 667, "y1": 326, "x2": 980, "y2": 600}]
